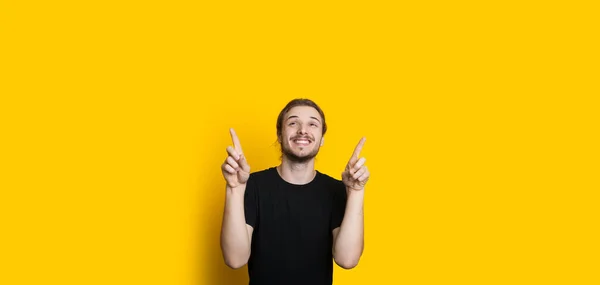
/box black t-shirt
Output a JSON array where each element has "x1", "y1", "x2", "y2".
[{"x1": 244, "y1": 167, "x2": 347, "y2": 285}]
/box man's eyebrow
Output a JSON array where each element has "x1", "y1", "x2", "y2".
[{"x1": 285, "y1": 115, "x2": 321, "y2": 123}]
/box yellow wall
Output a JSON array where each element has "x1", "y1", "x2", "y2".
[{"x1": 1, "y1": 1, "x2": 598, "y2": 284}]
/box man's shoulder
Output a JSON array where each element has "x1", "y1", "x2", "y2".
[
  {"x1": 248, "y1": 167, "x2": 278, "y2": 181},
  {"x1": 250, "y1": 167, "x2": 276, "y2": 175},
  {"x1": 317, "y1": 170, "x2": 341, "y2": 182},
  {"x1": 317, "y1": 171, "x2": 345, "y2": 189}
]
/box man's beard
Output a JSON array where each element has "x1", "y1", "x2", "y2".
[{"x1": 281, "y1": 143, "x2": 320, "y2": 163}]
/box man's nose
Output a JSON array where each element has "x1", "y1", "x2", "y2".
[{"x1": 297, "y1": 125, "x2": 308, "y2": 134}]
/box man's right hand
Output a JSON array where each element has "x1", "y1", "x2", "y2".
[{"x1": 221, "y1": 128, "x2": 251, "y2": 188}]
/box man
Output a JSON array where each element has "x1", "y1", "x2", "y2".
[{"x1": 220, "y1": 98, "x2": 369, "y2": 285}]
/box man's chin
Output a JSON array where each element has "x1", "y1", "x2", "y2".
[{"x1": 283, "y1": 151, "x2": 318, "y2": 163}]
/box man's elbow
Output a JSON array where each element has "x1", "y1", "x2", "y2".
[
  {"x1": 224, "y1": 256, "x2": 248, "y2": 269},
  {"x1": 334, "y1": 257, "x2": 360, "y2": 269},
  {"x1": 222, "y1": 248, "x2": 250, "y2": 269}
]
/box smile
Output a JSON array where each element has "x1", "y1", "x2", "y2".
[{"x1": 292, "y1": 138, "x2": 312, "y2": 146}]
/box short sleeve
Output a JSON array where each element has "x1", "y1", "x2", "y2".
[
  {"x1": 330, "y1": 182, "x2": 347, "y2": 231},
  {"x1": 244, "y1": 175, "x2": 258, "y2": 228}
]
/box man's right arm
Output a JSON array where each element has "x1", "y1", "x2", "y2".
[
  {"x1": 219, "y1": 129, "x2": 253, "y2": 269},
  {"x1": 220, "y1": 184, "x2": 253, "y2": 269}
]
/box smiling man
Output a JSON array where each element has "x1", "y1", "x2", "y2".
[{"x1": 220, "y1": 98, "x2": 370, "y2": 285}]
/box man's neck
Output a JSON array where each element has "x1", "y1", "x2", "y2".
[{"x1": 277, "y1": 158, "x2": 316, "y2": 185}]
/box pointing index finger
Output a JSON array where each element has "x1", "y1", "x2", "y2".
[
  {"x1": 351, "y1": 137, "x2": 366, "y2": 159},
  {"x1": 230, "y1": 128, "x2": 244, "y2": 154}
]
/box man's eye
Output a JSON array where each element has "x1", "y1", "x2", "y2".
[
  {"x1": 289, "y1": 122, "x2": 296, "y2": 126},
  {"x1": 310, "y1": 123, "x2": 317, "y2": 127}
]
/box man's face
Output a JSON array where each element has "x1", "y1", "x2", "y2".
[{"x1": 279, "y1": 106, "x2": 324, "y2": 163}]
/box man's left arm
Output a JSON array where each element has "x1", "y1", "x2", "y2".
[
  {"x1": 332, "y1": 189, "x2": 364, "y2": 269},
  {"x1": 333, "y1": 137, "x2": 370, "y2": 269}
]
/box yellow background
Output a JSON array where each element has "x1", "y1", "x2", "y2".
[{"x1": 1, "y1": 0, "x2": 598, "y2": 284}]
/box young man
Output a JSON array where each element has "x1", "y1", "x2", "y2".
[{"x1": 220, "y1": 98, "x2": 369, "y2": 285}]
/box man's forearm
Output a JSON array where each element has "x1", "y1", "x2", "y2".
[
  {"x1": 333, "y1": 190, "x2": 364, "y2": 269},
  {"x1": 220, "y1": 185, "x2": 251, "y2": 269}
]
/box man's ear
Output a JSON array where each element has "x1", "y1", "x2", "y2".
[{"x1": 320, "y1": 136, "x2": 325, "y2": 146}]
